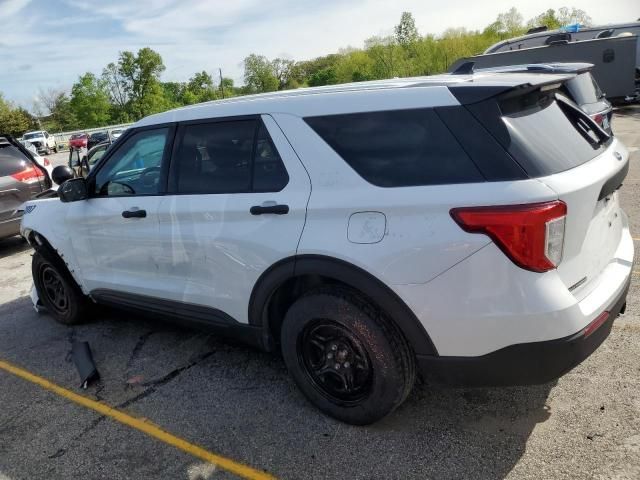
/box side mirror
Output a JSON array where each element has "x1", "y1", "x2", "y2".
[
  {"x1": 59, "y1": 178, "x2": 88, "y2": 203},
  {"x1": 52, "y1": 165, "x2": 75, "y2": 185}
]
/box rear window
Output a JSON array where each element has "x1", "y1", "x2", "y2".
[
  {"x1": 304, "y1": 109, "x2": 484, "y2": 187},
  {"x1": 498, "y1": 90, "x2": 610, "y2": 176},
  {"x1": 563, "y1": 72, "x2": 603, "y2": 105},
  {"x1": 0, "y1": 144, "x2": 29, "y2": 177}
]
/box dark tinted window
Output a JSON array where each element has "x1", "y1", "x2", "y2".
[
  {"x1": 563, "y1": 72, "x2": 603, "y2": 105},
  {"x1": 499, "y1": 91, "x2": 609, "y2": 176},
  {"x1": 0, "y1": 144, "x2": 30, "y2": 177},
  {"x1": 253, "y1": 123, "x2": 288, "y2": 192},
  {"x1": 305, "y1": 109, "x2": 484, "y2": 187},
  {"x1": 174, "y1": 121, "x2": 255, "y2": 194}
]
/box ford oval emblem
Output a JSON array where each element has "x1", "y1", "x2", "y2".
[{"x1": 614, "y1": 152, "x2": 622, "y2": 161}]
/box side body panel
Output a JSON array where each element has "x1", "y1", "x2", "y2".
[{"x1": 272, "y1": 113, "x2": 559, "y2": 287}]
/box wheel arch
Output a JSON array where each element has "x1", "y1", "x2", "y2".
[
  {"x1": 25, "y1": 229, "x2": 85, "y2": 293},
  {"x1": 249, "y1": 254, "x2": 438, "y2": 356}
]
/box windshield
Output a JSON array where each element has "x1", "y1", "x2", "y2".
[{"x1": 23, "y1": 132, "x2": 42, "y2": 140}]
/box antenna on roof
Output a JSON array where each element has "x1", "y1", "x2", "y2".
[{"x1": 451, "y1": 61, "x2": 475, "y2": 75}]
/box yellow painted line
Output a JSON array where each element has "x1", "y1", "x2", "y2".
[{"x1": 0, "y1": 359, "x2": 275, "y2": 480}]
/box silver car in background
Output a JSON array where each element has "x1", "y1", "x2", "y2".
[{"x1": 0, "y1": 136, "x2": 52, "y2": 240}]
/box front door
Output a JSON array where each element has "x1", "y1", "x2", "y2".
[
  {"x1": 67, "y1": 126, "x2": 174, "y2": 296},
  {"x1": 155, "y1": 115, "x2": 311, "y2": 324}
]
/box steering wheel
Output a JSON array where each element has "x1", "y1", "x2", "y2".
[{"x1": 139, "y1": 166, "x2": 161, "y2": 189}]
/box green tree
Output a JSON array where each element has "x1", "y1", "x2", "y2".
[
  {"x1": 0, "y1": 94, "x2": 38, "y2": 137},
  {"x1": 35, "y1": 88, "x2": 79, "y2": 132},
  {"x1": 395, "y1": 11, "x2": 419, "y2": 46},
  {"x1": 271, "y1": 58, "x2": 297, "y2": 90},
  {"x1": 485, "y1": 7, "x2": 525, "y2": 38},
  {"x1": 557, "y1": 7, "x2": 592, "y2": 26},
  {"x1": 70, "y1": 73, "x2": 112, "y2": 128},
  {"x1": 527, "y1": 9, "x2": 562, "y2": 30},
  {"x1": 243, "y1": 54, "x2": 278, "y2": 93},
  {"x1": 102, "y1": 61, "x2": 130, "y2": 122},
  {"x1": 185, "y1": 71, "x2": 218, "y2": 102}
]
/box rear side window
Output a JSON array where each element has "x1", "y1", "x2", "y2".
[
  {"x1": 305, "y1": 109, "x2": 484, "y2": 187},
  {"x1": 172, "y1": 119, "x2": 289, "y2": 194}
]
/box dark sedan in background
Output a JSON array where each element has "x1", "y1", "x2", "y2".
[
  {"x1": 87, "y1": 131, "x2": 111, "y2": 150},
  {"x1": 0, "y1": 135, "x2": 52, "y2": 240}
]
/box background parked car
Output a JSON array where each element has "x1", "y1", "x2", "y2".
[
  {"x1": 0, "y1": 135, "x2": 52, "y2": 240},
  {"x1": 73, "y1": 140, "x2": 112, "y2": 177},
  {"x1": 22, "y1": 130, "x2": 57, "y2": 154},
  {"x1": 68, "y1": 133, "x2": 88, "y2": 150},
  {"x1": 87, "y1": 131, "x2": 110, "y2": 150},
  {"x1": 110, "y1": 128, "x2": 125, "y2": 140}
]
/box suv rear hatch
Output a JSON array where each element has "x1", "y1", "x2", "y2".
[
  {"x1": 0, "y1": 137, "x2": 50, "y2": 223},
  {"x1": 456, "y1": 78, "x2": 628, "y2": 295}
]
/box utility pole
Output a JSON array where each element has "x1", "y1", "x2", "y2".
[{"x1": 219, "y1": 68, "x2": 225, "y2": 99}]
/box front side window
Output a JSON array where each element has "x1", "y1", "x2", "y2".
[{"x1": 94, "y1": 128, "x2": 168, "y2": 196}]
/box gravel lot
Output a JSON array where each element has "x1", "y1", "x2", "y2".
[{"x1": 1, "y1": 108, "x2": 639, "y2": 480}]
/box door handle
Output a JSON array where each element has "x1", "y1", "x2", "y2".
[
  {"x1": 250, "y1": 204, "x2": 289, "y2": 215},
  {"x1": 122, "y1": 209, "x2": 147, "y2": 218}
]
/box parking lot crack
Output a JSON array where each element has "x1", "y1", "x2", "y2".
[{"x1": 119, "y1": 350, "x2": 216, "y2": 409}]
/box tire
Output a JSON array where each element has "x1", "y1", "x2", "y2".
[
  {"x1": 53, "y1": 146, "x2": 58, "y2": 153},
  {"x1": 32, "y1": 250, "x2": 90, "y2": 325},
  {"x1": 45, "y1": 146, "x2": 51, "y2": 155},
  {"x1": 281, "y1": 286, "x2": 415, "y2": 425}
]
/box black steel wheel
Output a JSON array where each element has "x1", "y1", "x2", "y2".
[
  {"x1": 39, "y1": 265, "x2": 70, "y2": 315},
  {"x1": 32, "y1": 250, "x2": 90, "y2": 325},
  {"x1": 281, "y1": 286, "x2": 415, "y2": 425},
  {"x1": 298, "y1": 320, "x2": 373, "y2": 404}
]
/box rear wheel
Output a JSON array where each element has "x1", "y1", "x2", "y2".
[
  {"x1": 32, "y1": 251, "x2": 90, "y2": 325},
  {"x1": 281, "y1": 286, "x2": 415, "y2": 425}
]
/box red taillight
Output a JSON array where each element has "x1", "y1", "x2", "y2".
[
  {"x1": 450, "y1": 201, "x2": 567, "y2": 272},
  {"x1": 11, "y1": 164, "x2": 45, "y2": 184},
  {"x1": 43, "y1": 157, "x2": 51, "y2": 166},
  {"x1": 590, "y1": 113, "x2": 604, "y2": 127},
  {"x1": 583, "y1": 311, "x2": 610, "y2": 338}
]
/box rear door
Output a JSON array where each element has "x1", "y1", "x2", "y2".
[{"x1": 155, "y1": 115, "x2": 311, "y2": 324}]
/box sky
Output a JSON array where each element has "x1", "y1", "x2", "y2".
[{"x1": 0, "y1": 0, "x2": 637, "y2": 108}]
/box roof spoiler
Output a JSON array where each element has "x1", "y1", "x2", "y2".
[
  {"x1": 451, "y1": 61, "x2": 475, "y2": 75},
  {"x1": 449, "y1": 75, "x2": 574, "y2": 104}
]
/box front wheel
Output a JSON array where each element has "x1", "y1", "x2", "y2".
[
  {"x1": 281, "y1": 287, "x2": 415, "y2": 425},
  {"x1": 32, "y1": 251, "x2": 90, "y2": 325}
]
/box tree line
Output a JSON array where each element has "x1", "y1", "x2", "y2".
[{"x1": 0, "y1": 6, "x2": 592, "y2": 137}]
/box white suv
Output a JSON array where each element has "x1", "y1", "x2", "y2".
[{"x1": 21, "y1": 72, "x2": 634, "y2": 425}]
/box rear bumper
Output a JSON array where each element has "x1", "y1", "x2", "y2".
[{"x1": 417, "y1": 277, "x2": 630, "y2": 386}]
